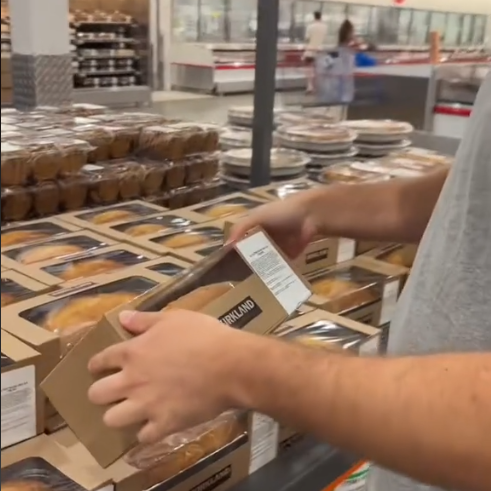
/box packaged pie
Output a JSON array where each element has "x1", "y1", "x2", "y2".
[
  {"x1": 31, "y1": 245, "x2": 157, "y2": 284},
  {"x1": 1, "y1": 271, "x2": 50, "y2": 307},
  {"x1": 59, "y1": 200, "x2": 169, "y2": 230},
  {"x1": 339, "y1": 119, "x2": 413, "y2": 143},
  {"x1": 220, "y1": 126, "x2": 252, "y2": 150},
  {"x1": 1, "y1": 141, "x2": 31, "y2": 186},
  {"x1": 320, "y1": 162, "x2": 390, "y2": 184},
  {"x1": 1, "y1": 218, "x2": 80, "y2": 249},
  {"x1": 124, "y1": 412, "x2": 246, "y2": 488},
  {"x1": 2, "y1": 187, "x2": 33, "y2": 222},
  {"x1": 57, "y1": 174, "x2": 90, "y2": 211},
  {"x1": 1, "y1": 231, "x2": 115, "y2": 268},
  {"x1": 31, "y1": 181, "x2": 61, "y2": 217},
  {"x1": 391, "y1": 147, "x2": 452, "y2": 167},
  {"x1": 365, "y1": 243, "x2": 418, "y2": 269}
]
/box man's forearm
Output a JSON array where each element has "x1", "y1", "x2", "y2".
[
  {"x1": 304, "y1": 168, "x2": 448, "y2": 243},
  {"x1": 231, "y1": 336, "x2": 490, "y2": 491}
]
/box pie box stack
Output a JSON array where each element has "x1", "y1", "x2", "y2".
[
  {"x1": 179, "y1": 192, "x2": 269, "y2": 222},
  {"x1": 15, "y1": 244, "x2": 160, "y2": 287},
  {"x1": 1, "y1": 424, "x2": 251, "y2": 491},
  {"x1": 0, "y1": 230, "x2": 118, "y2": 271},
  {"x1": 126, "y1": 219, "x2": 228, "y2": 257},
  {"x1": 272, "y1": 309, "x2": 382, "y2": 453},
  {"x1": 1, "y1": 270, "x2": 54, "y2": 308},
  {"x1": 248, "y1": 178, "x2": 319, "y2": 202},
  {"x1": 88, "y1": 209, "x2": 210, "y2": 244},
  {"x1": 1, "y1": 330, "x2": 44, "y2": 450},
  {"x1": 57, "y1": 200, "x2": 169, "y2": 231},
  {"x1": 1, "y1": 218, "x2": 81, "y2": 250},
  {"x1": 222, "y1": 216, "x2": 356, "y2": 276},
  {"x1": 41, "y1": 227, "x2": 312, "y2": 474},
  {"x1": 1, "y1": 268, "x2": 171, "y2": 431},
  {"x1": 305, "y1": 256, "x2": 409, "y2": 328}
]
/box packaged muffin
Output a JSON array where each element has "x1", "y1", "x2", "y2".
[
  {"x1": 57, "y1": 137, "x2": 92, "y2": 175},
  {"x1": 163, "y1": 161, "x2": 187, "y2": 191},
  {"x1": 2, "y1": 187, "x2": 33, "y2": 222},
  {"x1": 57, "y1": 175, "x2": 90, "y2": 211},
  {"x1": 201, "y1": 152, "x2": 220, "y2": 180},
  {"x1": 2, "y1": 232, "x2": 113, "y2": 266},
  {"x1": 72, "y1": 124, "x2": 113, "y2": 162},
  {"x1": 139, "y1": 160, "x2": 169, "y2": 196},
  {"x1": 105, "y1": 125, "x2": 135, "y2": 159},
  {"x1": 82, "y1": 165, "x2": 121, "y2": 205},
  {"x1": 31, "y1": 181, "x2": 61, "y2": 217},
  {"x1": 1, "y1": 219, "x2": 80, "y2": 249},
  {"x1": 200, "y1": 179, "x2": 222, "y2": 202},
  {"x1": 166, "y1": 186, "x2": 192, "y2": 209},
  {"x1": 21, "y1": 138, "x2": 65, "y2": 182},
  {"x1": 1, "y1": 141, "x2": 31, "y2": 186},
  {"x1": 167, "y1": 122, "x2": 220, "y2": 153}
]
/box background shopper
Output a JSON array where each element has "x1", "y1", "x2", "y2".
[{"x1": 303, "y1": 11, "x2": 327, "y2": 93}]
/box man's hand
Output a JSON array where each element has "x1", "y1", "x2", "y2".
[
  {"x1": 228, "y1": 193, "x2": 319, "y2": 258},
  {"x1": 88, "y1": 309, "x2": 250, "y2": 444}
]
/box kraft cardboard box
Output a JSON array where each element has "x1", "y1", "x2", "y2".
[
  {"x1": 306, "y1": 256, "x2": 408, "y2": 327},
  {"x1": 2, "y1": 270, "x2": 55, "y2": 307},
  {"x1": 127, "y1": 219, "x2": 228, "y2": 256},
  {"x1": 1, "y1": 217, "x2": 81, "y2": 251},
  {"x1": 1, "y1": 268, "x2": 171, "y2": 382},
  {"x1": 248, "y1": 178, "x2": 319, "y2": 202},
  {"x1": 1, "y1": 330, "x2": 44, "y2": 449},
  {"x1": 58, "y1": 200, "x2": 169, "y2": 231},
  {"x1": 89, "y1": 209, "x2": 210, "y2": 244},
  {"x1": 223, "y1": 216, "x2": 356, "y2": 276},
  {"x1": 17, "y1": 244, "x2": 160, "y2": 286},
  {"x1": 355, "y1": 240, "x2": 386, "y2": 256},
  {"x1": 1, "y1": 434, "x2": 113, "y2": 491},
  {"x1": 129, "y1": 252, "x2": 195, "y2": 279},
  {"x1": 363, "y1": 243, "x2": 418, "y2": 270},
  {"x1": 272, "y1": 310, "x2": 381, "y2": 452},
  {"x1": 180, "y1": 192, "x2": 268, "y2": 222},
  {"x1": 48, "y1": 425, "x2": 250, "y2": 491},
  {"x1": 1, "y1": 230, "x2": 117, "y2": 270},
  {"x1": 42, "y1": 227, "x2": 312, "y2": 468}
]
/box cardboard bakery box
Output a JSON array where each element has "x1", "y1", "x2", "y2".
[
  {"x1": 41, "y1": 227, "x2": 312, "y2": 468},
  {"x1": 48, "y1": 422, "x2": 250, "y2": 491},
  {"x1": 131, "y1": 252, "x2": 195, "y2": 279},
  {"x1": 306, "y1": 256, "x2": 408, "y2": 327},
  {"x1": 272, "y1": 310, "x2": 381, "y2": 452},
  {"x1": 17, "y1": 244, "x2": 160, "y2": 286},
  {"x1": 1, "y1": 217, "x2": 81, "y2": 251},
  {"x1": 58, "y1": 200, "x2": 169, "y2": 231},
  {"x1": 1, "y1": 268, "x2": 171, "y2": 382},
  {"x1": 180, "y1": 192, "x2": 268, "y2": 222},
  {"x1": 248, "y1": 178, "x2": 319, "y2": 202},
  {"x1": 1, "y1": 434, "x2": 113, "y2": 491},
  {"x1": 128, "y1": 219, "x2": 228, "y2": 256},
  {"x1": 1, "y1": 230, "x2": 117, "y2": 270},
  {"x1": 92, "y1": 209, "x2": 210, "y2": 244},
  {"x1": 355, "y1": 240, "x2": 386, "y2": 256},
  {"x1": 1, "y1": 330, "x2": 44, "y2": 449},
  {"x1": 363, "y1": 243, "x2": 418, "y2": 270},
  {"x1": 1, "y1": 270, "x2": 54, "y2": 307},
  {"x1": 223, "y1": 216, "x2": 356, "y2": 276}
]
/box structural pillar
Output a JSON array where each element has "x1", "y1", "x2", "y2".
[{"x1": 10, "y1": 0, "x2": 73, "y2": 109}]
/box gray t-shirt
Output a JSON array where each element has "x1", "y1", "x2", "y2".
[{"x1": 369, "y1": 72, "x2": 491, "y2": 491}]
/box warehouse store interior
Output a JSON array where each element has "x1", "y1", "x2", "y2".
[{"x1": 1, "y1": 0, "x2": 490, "y2": 490}]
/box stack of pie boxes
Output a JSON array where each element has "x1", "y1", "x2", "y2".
[{"x1": 1, "y1": 111, "x2": 452, "y2": 491}]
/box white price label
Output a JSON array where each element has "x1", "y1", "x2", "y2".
[
  {"x1": 1, "y1": 365, "x2": 37, "y2": 449},
  {"x1": 337, "y1": 239, "x2": 356, "y2": 263},
  {"x1": 249, "y1": 413, "x2": 279, "y2": 474},
  {"x1": 380, "y1": 280, "x2": 400, "y2": 325},
  {"x1": 237, "y1": 231, "x2": 311, "y2": 315}
]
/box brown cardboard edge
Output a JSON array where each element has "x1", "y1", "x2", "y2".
[
  {"x1": 15, "y1": 244, "x2": 160, "y2": 287},
  {"x1": 57, "y1": 200, "x2": 169, "y2": 231},
  {"x1": 1, "y1": 329, "x2": 42, "y2": 364},
  {"x1": 1, "y1": 269, "x2": 51, "y2": 290}
]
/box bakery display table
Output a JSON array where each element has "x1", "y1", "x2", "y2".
[{"x1": 230, "y1": 438, "x2": 358, "y2": 491}]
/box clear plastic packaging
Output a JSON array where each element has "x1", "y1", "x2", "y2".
[
  {"x1": 309, "y1": 265, "x2": 385, "y2": 314},
  {"x1": 1, "y1": 141, "x2": 31, "y2": 186},
  {"x1": 41, "y1": 248, "x2": 153, "y2": 281},
  {"x1": 76, "y1": 202, "x2": 167, "y2": 226},
  {"x1": 1, "y1": 277, "x2": 40, "y2": 307},
  {"x1": 2, "y1": 187, "x2": 33, "y2": 222},
  {"x1": 124, "y1": 412, "x2": 246, "y2": 488},
  {"x1": 319, "y1": 162, "x2": 390, "y2": 184},
  {"x1": 167, "y1": 122, "x2": 220, "y2": 153},
  {"x1": 138, "y1": 160, "x2": 169, "y2": 196},
  {"x1": 3, "y1": 234, "x2": 111, "y2": 266},
  {"x1": 31, "y1": 181, "x2": 61, "y2": 217},
  {"x1": 164, "y1": 161, "x2": 187, "y2": 190},
  {"x1": 110, "y1": 214, "x2": 197, "y2": 238},
  {"x1": 193, "y1": 196, "x2": 264, "y2": 219},
  {"x1": 72, "y1": 124, "x2": 113, "y2": 162},
  {"x1": 1, "y1": 221, "x2": 74, "y2": 249},
  {"x1": 57, "y1": 175, "x2": 90, "y2": 211},
  {"x1": 138, "y1": 126, "x2": 190, "y2": 161},
  {"x1": 151, "y1": 225, "x2": 224, "y2": 250}
]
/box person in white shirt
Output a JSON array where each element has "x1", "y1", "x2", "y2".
[{"x1": 304, "y1": 11, "x2": 327, "y2": 93}]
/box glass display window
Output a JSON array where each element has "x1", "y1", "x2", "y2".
[
  {"x1": 407, "y1": 9, "x2": 429, "y2": 46},
  {"x1": 444, "y1": 13, "x2": 463, "y2": 46},
  {"x1": 322, "y1": 2, "x2": 348, "y2": 46},
  {"x1": 228, "y1": 0, "x2": 257, "y2": 41},
  {"x1": 472, "y1": 15, "x2": 487, "y2": 45},
  {"x1": 172, "y1": 0, "x2": 199, "y2": 41},
  {"x1": 346, "y1": 4, "x2": 373, "y2": 41},
  {"x1": 428, "y1": 11, "x2": 447, "y2": 44},
  {"x1": 199, "y1": 0, "x2": 226, "y2": 41},
  {"x1": 460, "y1": 14, "x2": 474, "y2": 46}
]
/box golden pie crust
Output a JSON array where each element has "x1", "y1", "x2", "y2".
[
  {"x1": 43, "y1": 292, "x2": 137, "y2": 333},
  {"x1": 159, "y1": 233, "x2": 208, "y2": 249},
  {"x1": 1, "y1": 230, "x2": 49, "y2": 248},
  {"x1": 59, "y1": 259, "x2": 123, "y2": 281},
  {"x1": 1, "y1": 482, "x2": 52, "y2": 491},
  {"x1": 164, "y1": 283, "x2": 234, "y2": 312},
  {"x1": 18, "y1": 244, "x2": 84, "y2": 265},
  {"x1": 204, "y1": 204, "x2": 249, "y2": 219},
  {"x1": 90, "y1": 209, "x2": 137, "y2": 225},
  {"x1": 125, "y1": 223, "x2": 167, "y2": 237}
]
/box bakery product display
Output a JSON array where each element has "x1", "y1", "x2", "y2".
[
  {"x1": 16, "y1": 244, "x2": 84, "y2": 265},
  {"x1": 1, "y1": 293, "x2": 15, "y2": 307},
  {"x1": 1, "y1": 482, "x2": 52, "y2": 491},
  {"x1": 125, "y1": 223, "x2": 168, "y2": 237},
  {"x1": 1, "y1": 230, "x2": 48, "y2": 248},
  {"x1": 58, "y1": 258, "x2": 123, "y2": 281},
  {"x1": 159, "y1": 232, "x2": 209, "y2": 249},
  {"x1": 90, "y1": 209, "x2": 138, "y2": 225},
  {"x1": 43, "y1": 292, "x2": 137, "y2": 334},
  {"x1": 164, "y1": 283, "x2": 234, "y2": 311}
]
